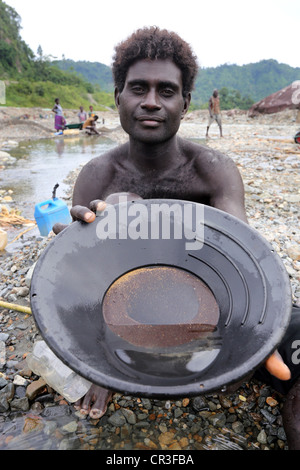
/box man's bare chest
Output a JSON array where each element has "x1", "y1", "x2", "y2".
[{"x1": 103, "y1": 163, "x2": 210, "y2": 203}]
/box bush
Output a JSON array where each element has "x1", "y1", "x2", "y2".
[{"x1": 15, "y1": 80, "x2": 32, "y2": 95}]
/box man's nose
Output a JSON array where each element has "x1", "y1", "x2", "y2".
[{"x1": 141, "y1": 89, "x2": 161, "y2": 109}]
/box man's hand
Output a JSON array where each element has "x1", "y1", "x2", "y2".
[
  {"x1": 52, "y1": 200, "x2": 107, "y2": 235},
  {"x1": 265, "y1": 350, "x2": 291, "y2": 381},
  {"x1": 52, "y1": 193, "x2": 142, "y2": 235}
]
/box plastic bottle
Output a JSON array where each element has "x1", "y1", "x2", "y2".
[{"x1": 26, "y1": 340, "x2": 92, "y2": 403}]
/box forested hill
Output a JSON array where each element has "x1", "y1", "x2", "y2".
[
  {"x1": 0, "y1": 1, "x2": 34, "y2": 76},
  {"x1": 53, "y1": 59, "x2": 114, "y2": 94},
  {"x1": 0, "y1": 0, "x2": 115, "y2": 108},
  {"x1": 193, "y1": 60, "x2": 300, "y2": 105},
  {"x1": 53, "y1": 58, "x2": 300, "y2": 109}
]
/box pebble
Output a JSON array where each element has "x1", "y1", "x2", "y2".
[{"x1": 0, "y1": 110, "x2": 299, "y2": 450}]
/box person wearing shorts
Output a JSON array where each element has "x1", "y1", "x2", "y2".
[{"x1": 206, "y1": 89, "x2": 223, "y2": 137}]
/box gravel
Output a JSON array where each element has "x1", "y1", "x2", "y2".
[{"x1": 0, "y1": 108, "x2": 299, "y2": 450}]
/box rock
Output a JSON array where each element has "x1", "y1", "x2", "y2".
[
  {"x1": 0, "y1": 394, "x2": 10, "y2": 412},
  {"x1": 0, "y1": 333, "x2": 9, "y2": 342},
  {"x1": 208, "y1": 412, "x2": 226, "y2": 427},
  {"x1": 219, "y1": 395, "x2": 232, "y2": 408},
  {"x1": 121, "y1": 408, "x2": 137, "y2": 424},
  {"x1": 0, "y1": 376, "x2": 8, "y2": 388},
  {"x1": 0, "y1": 382, "x2": 15, "y2": 411},
  {"x1": 13, "y1": 374, "x2": 28, "y2": 386},
  {"x1": 61, "y1": 421, "x2": 78, "y2": 434},
  {"x1": 277, "y1": 427, "x2": 287, "y2": 441},
  {"x1": 261, "y1": 409, "x2": 277, "y2": 424},
  {"x1": 0, "y1": 151, "x2": 11, "y2": 159},
  {"x1": 0, "y1": 341, "x2": 6, "y2": 368},
  {"x1": 158, "y1": 431, "x2": 176, "y2": 446},
  {"x1": 266, "y1": 396, "x2": 279, "y2": 407},
  {"x1": 10, "y1": 396, "x2": 30, "y2": 411},
  {"x1": 192, "y1": 396, "x2": 207, "y2": 411},
  {"x1": 41, "y1": 404, "x2": 71, "y2": 418},
  {"x1": 16, "y1": 286, "x2": 30, "y2": 297},
  {"x1": 257, "y1": 429, "x2": 268, "y2": 445},
  {"x1": 232, "y1": 420, "x2": 244, "y2": 434},
  {"x1": 287, "y1": 245, "x2": 300, "y2": 261},
  {"x1": 108, "y1": 410, "x2": 126, "y2": 427},
  {"x1": 174, "y1": 408, "x2": 183, "y2": 418},
  {"x1": 26, "y1": 377, "x2": 47, "y2": 400},
  {"x1": 23, "y1": 416, "x2": 44, "y2": 433}
]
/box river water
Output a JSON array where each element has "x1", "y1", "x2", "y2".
[{"x1": 0, "y1": 134, "x2": 117, "y2": 221}]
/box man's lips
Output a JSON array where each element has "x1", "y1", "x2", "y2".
[
  {"x1": 136, "y1": 115, "x2": 165, "y2": 122},
  {"x1": 136, "y1": 115, "x2": 165, "y2": 128}
]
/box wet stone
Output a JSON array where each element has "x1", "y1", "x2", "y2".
[
  {"x1": 257, "y1": 429, "x2": 268, "y2": 445},
  {"x1": 192, "y1": 396, "x2": 208, "y2": 411},
  {"x1": 10, "y1": 396, "x2": 30, "y2": 412},
  {"x1": 107, "y1": 410, "x2": 126, "y2": 427},
  {"x1": 41, "y1": 404, "x2": 71, "y2": 419}
]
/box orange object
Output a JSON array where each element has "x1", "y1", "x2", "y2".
[{"x1": 265, "y1": 352, "x2": 291, "y2": 381}]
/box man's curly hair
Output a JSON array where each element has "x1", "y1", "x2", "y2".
[{"x1": 112, "y1": 26, "x2": 198, "y2": 97}]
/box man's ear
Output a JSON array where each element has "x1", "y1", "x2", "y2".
[
  {"x1": 114, "y1": 87, "x2": 120, "y2": 109},
  {"x1": 181, "y1": 92, "x2": 191, "y2": 119}
]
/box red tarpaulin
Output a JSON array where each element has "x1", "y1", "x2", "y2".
[{"x1": 249, "y1": 81, "x2": 300, "y2": 117}]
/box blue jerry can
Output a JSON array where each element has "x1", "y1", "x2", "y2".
[{"x1": 34, "y1": 197, "x2": 72, "y2": 236}]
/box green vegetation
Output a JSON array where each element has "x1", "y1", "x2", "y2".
[
  {"x1": 54, "y1": 57, "x2": 300, "y2": 111},
  {"x1": 193, "y1": 61, "x2": 300, "y2": 107},
  {"x1": 0, "y1": 0, "x2": 115, "y2": 109},
  {"x1": 53, "y1": 59, "x2": 114, "y2": 93},
  {"x1": 0, "y1": 2, "x2": 34, "y2": 77},
  {"x1": 198, "y1": 87, "x2": 255, "y2": 111}
]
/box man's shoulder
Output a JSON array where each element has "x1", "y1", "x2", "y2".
[
  {"x1": 180, "y1": 138, "x2": 228, "y2": 163},
  {"x1": 180, "y1": 138, "x2": 237, "y2": 176}
]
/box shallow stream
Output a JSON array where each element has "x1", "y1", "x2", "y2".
[{"x1": 0, "y1": 134, "x2": 117, "y2": 221}]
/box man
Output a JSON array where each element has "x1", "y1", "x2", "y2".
[
  {"x1": 206, "y1": 89, "x2": 223, "y2": 138},
  {"x1": 88, "y1": 105, "x2": 95, "y2": 117},
  {"x1": 77, "y1": 106, "x2": 87, "y2": 123},
  {"x1": 82, "y1": 114, "x2": 100, "y2": 135},
  {"x1": 53, "y1": 27, "x2": 300, "y2": 449}
]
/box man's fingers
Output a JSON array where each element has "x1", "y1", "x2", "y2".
[
  {"x1": 265, "y1": 350, "x2": 291, "y2": 381},
  {"x1": 89, "y1": 200, "x2": 107, "y2": 214},
  {"x1": 70, "y1": 205, "x2": 97, "y2": 223},
  {"x1": 52, "y1": 222, "x2": 68, "y2": 235}
]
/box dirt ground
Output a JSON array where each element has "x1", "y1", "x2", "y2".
[{"x1": 0, "y1": 105, "x2": 299, "y2": 147}]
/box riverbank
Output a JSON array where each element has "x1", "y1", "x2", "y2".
[{"x1": 0, "y1": 106, "x2": 299, "y2": 450}]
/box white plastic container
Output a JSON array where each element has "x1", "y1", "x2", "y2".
[
  {"x1": 0, "y1": 229, "x2": 7, "y2": 251},
  {"x1": 26, "y1": 340, "x2": 92, "y2": 403}
]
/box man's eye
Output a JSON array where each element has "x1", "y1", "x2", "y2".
[
  {"x1": 131, "y1": 86, "x2": 145, "y2": 94},
  {"x1": 161, "y1": 88, "x2": 175, "y2": 97}
]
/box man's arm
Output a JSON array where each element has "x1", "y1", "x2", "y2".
[
  {"x1": 200, "y1": 151, "x2": 248, "y2": 223},
  {"x1": 208, "y1": 97, "x2": 213, "y2": 117},
  {"x1": 205, "y1": 152, "x2": 291, "y2": 381}
]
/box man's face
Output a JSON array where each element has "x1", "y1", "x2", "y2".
[{"x1": 115, "y1": 59, "x2": 190, "y2": 144}]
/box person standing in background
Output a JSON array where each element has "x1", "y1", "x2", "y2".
[
  {"x1": 88, "y1": 105, "x2": 95, "y2": 117},
  {"x1": 52, "y1": 98, "x2": 66, "y2": 132},
  {"x1": 78, "y1": 106, "x2": 87, "y2": 123},
  {"x1": 206, "y1": 89, "x2": 223, "y2": 137}
]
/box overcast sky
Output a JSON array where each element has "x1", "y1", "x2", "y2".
[{"x1": 4, "y1": 0, "x2": 300, "y2": 69}]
